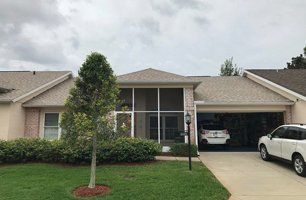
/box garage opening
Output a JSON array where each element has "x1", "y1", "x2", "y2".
[{"x1": 197, "y1": 112, "x2": 284, "y2": 151}]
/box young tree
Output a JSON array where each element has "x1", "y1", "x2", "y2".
[
  {"x1": 219, "y1": 57, "x2": 241, "y2": 76},
  {"x1": 61, "y1": 52, "x2": 120, "y2": 188},
  {"x1": 287, "y1": 46, "x2": 306, "y2": 69}
]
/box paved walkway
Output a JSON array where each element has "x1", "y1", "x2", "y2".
[{"x1": 199, "y1": 152, "x2": 306, "y2": 200}]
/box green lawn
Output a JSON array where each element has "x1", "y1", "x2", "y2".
[{"x1": 0, "y1": 161, "x2": 229, "y2": 200}]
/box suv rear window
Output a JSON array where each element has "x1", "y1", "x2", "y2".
[
  {"x1": 283, "y1": 127, "x2": 300, "y2": 140},
  {"x1": 300, "y1": 128, "x2": 306, "y2": 140},
  {"x1": 203, "y1": 124, "x2": 225, "y2": 130}
]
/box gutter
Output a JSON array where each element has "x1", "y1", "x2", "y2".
[
  {"x1": 13, "y1": 72, "x2": 72, "y2": 103},
  {"x1": 194, "y1": 101, "x2": 294, "y2": 106},
  {"x1": 244, "y1": 70, "x2": 306, "y2": 101}
]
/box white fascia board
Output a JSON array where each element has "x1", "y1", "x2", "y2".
[
  {"x1": 194, "y1": 101, "x2": 294, "y2": 106},
  {"x1": 244, "y1": 70, "x2": 306, "y2": 101},
  {"x1": 13, "y1": 72, "x2": 72, "y2": 103}
]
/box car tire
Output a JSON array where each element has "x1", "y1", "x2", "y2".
[
  {"x1": 260, "y1": 145, "x2": 270, "y2": 161},
  {"x1": 293, "y1": 155, "x2": 306, "y2": 177}
]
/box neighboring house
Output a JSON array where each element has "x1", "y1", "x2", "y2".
[{"x1": 0, "y1": 68, "x2": 305, "y2": 149}]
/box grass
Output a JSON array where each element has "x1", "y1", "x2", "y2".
[{"x1": 0, "y1": 161, "x2": 229, "y2": 200}]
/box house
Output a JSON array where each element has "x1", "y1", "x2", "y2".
[{"x1": 0, "y1": 68, "x2": 305, "y2": 149}]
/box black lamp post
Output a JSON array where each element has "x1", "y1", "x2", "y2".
[{"x1": 185, "y1": 112, "x2": 192, "y2": 171}]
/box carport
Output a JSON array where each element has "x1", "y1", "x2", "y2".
[{"x1": 192, "y1": 76, "x2": 294, "y2": 150}]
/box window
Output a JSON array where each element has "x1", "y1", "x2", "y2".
[
  {"x1": 44, "y1": 113, "x2": 60, "y2": 140},
  {"x1": 300, "y1": 128, "x2": 306, "y2": 140},
  {"x1": 272, "y1": 127, "x2": 287, "y2": 138},
  {"x1": 284, "y1": 127, "x2": 301, "y2": 140}
]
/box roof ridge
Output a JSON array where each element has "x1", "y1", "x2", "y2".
[{"x1": 118, "y1": 68, "x2": 185, "y2": 77}]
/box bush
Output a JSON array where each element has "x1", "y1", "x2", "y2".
[
  {"x1": 0, "y1": 137, "x2": 162, "y2": 164},
  {"x1": 169, "y1": 143, "x2": 198, "y2": 157}
]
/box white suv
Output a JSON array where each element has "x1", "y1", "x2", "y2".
[{"x1": 258, "y1": 124, "x2": 306, "y2": 176}]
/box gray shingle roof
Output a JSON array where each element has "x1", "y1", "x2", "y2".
[
  {"x1": 0, "y1": 71, "x2": 71, "y2": 102},
  {"x1": 246, "y1": 69, "x2": 306, "y2": 97},
  {"x1": 117, "y1": 68, "x2": 200, "y2": 85},
  {"x1": 23, "y1": 78, "x2": 75, "y2": 107},
  {"x1": 191, "y1": 76, "x2": 292, "y2": 104}
]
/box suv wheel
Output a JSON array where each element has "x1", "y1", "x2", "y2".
[
  {"x1": 260, "y1": 145, "x2": 270, "y2": 161},
  {"x1": 293, "y1": 155, "x2": 306, "y2": 177}
]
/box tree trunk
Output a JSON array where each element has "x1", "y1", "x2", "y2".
[{"x1": 88, "y1": 136, "x2": 97, "y2": 188}]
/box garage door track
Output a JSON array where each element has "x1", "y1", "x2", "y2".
[{"x1": 199, "y1": 152, "x2": 306, "y2": 200}]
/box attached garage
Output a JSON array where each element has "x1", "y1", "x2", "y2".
[
  {"x1": 197, "y1": 112, "x2": 284, "y2": 149},
  {"x1": 192, "y1": 76, "x2": 294, "y2": 150}
]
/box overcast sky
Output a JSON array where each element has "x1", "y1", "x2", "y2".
[{"x1": 0, "y1": 0, "x2": 305, "y2": 76}]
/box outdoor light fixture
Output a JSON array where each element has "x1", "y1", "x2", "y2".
[
  {"x1": 185, "y1": 112, "x2": 191, "y2": 125},
  {"x1": 185, "y1": 112, "x2": 192, "y2": 171}
]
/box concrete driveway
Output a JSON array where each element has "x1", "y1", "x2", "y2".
[{"x1": 199, "y1": 152, "x2": 306, "y2": 200}]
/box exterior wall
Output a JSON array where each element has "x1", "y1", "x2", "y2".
[
  {"x1": 246, "y1": 73, "x2": 306, "y2": 123},
  {"x1": 0, "y1": 103, "x2": 11, "y2": 140},
  {"x1": 291, "y1": 101, "x2": 306, "y2": 123},
  {"x1": 7, "y1": 102, "x2": 25, "y2": 140},
  {"x1": 184, "y1": 87, "x2": 195, "y2": 143},
  {"x1": 24, "y1": 108, "x2": 41, "y2": 138},
  {"x1": 0, "y1": 103, "x2": 25, "y2": 140},
  {"x1": 39, "y1": 107, "x2": 64, "y2": 138},
  {"x1": 284, "y1": 106, "x2": 292, "y2": 124}
]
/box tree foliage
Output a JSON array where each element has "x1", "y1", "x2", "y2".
[
  {"x1": 60, "y1": 52, "x2": 120, "y2": 188},
  {"x1": 287, "y1": 46, "x2": 306, "y2": 69},
  {"x1": 219, "y1": 57, "x2": 241, "y2": 76}
]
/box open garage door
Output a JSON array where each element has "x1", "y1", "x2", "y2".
[{"x1": 197, "y1": 112, "x2": 284, "y2": 150}]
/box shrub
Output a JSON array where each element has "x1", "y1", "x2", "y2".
[
  {"x1": 0, "y1": 137, "x2": 162, "y2": 164},
  {"x1": 169, "y1": 143, "x2": 198, "y2": 157}
]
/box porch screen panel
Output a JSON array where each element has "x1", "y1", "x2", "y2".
[
  {"x1": 160, "y1": 112, "x2": 185, "y2": 146},
  {"x1": 116, "y1": 88, "x2": 132, "y2": 111},
  {"x1": 134, "y1": 112, "x2": 158, "y2": 142},
  {"x1": 134, "y1": 88, "x2": 158, "y2": 111},
  {"x1": 160, "y1": 88, "x2": 183, "y2": 111}
]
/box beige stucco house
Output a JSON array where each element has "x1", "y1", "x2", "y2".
[{"x1": 0, "y1": 68, "x2": 305, "y2": 149}]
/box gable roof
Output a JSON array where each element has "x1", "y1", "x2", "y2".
[
  {"x1": 0, "y1": 71, "x2": 71, "y2": 102},
  {"x1": 23, "y1": 77, "x2": 75, "y2": 107},
  {"x1": 117, "y1": 68, "x2": 200, "y2": 86},
  {"x1": 246, "y1": 69, "x2": 306, "y2": 98},
  {"x1": 191, "y1": 76, "x2": 292, "y2": 105}
]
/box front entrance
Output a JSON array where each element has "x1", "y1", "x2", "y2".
[{"x1": 149, "y1": 114, "x2": 184, "y2": 146}]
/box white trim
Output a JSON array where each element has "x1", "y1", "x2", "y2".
[
  {"x1": 13, "y1": 72, "x2": 72, "y2": 102},
  {"x1": 194, "y1": 101, "x2": 294, "y2": 106},
  {"x1": 194, "y1": 104, "x2": 198, "y2": 147},
  {"x1": 244, "y1": 70, "x2": 306, "y2": 101},
  {"x1": 183, "y1": 88, "x2": 187, "y2": 143},
  {"x1": 158, "y1": 88, "x2": 161, "y2": 143}
]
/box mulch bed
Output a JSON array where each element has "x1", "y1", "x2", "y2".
[{"x1": 73, "y1": 185, "x2": 110, "y2": 198}]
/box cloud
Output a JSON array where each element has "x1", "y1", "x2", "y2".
[{"x1": 0, "y1": 0, "x2": 306, "y2": 76}]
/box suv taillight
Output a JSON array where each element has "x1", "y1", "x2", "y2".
[{"x1": 224, "y1": 129, "x2": 229, "y2": 134}]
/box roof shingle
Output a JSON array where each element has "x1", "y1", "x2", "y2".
[
  {"x1": 191, "y1": 76, "x2": 291, "y2": 103},
  {"x1": 0, "y1": 71, "x2": 71, "y2": 102},
  {"x1": 246, "y1": 69, "x2": 306, "y2": 97}
]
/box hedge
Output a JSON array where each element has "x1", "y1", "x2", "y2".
[
  {"x1": 169, "y1": 143, "x2": 198, "y2": 157},
  {"x1": 0, "y1": 137, "x2": 162, "y2": 164}
]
